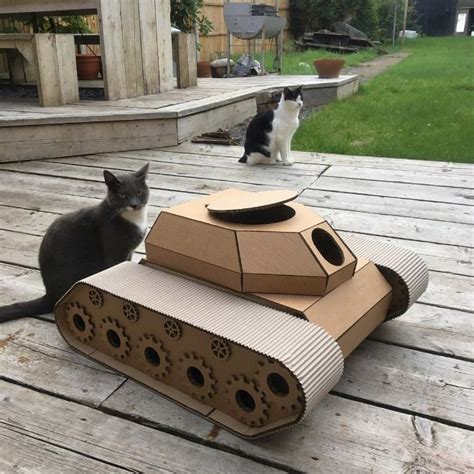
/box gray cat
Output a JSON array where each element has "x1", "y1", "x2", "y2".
[{"x1": 0, "y1": 163, "x2": 150, "y2": 323}]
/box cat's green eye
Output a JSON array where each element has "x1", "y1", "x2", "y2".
[
  {"x1": 136, "y1": 190, "x2": 142, "y2": 196},
  {"x1": 119, "y1": 193, "x2": 126, "y2": 199}
]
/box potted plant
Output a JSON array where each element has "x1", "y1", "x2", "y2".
[
  {"x1": 313, "y1": 58, "x2": 346, "y2": 78},
  {"x1": 23, "y1": 14, "x2": 102, "y2": 81}
]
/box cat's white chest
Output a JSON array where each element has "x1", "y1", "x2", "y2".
[{"x1": 121, "y1": 205, "x2": 148, "y2": 235}]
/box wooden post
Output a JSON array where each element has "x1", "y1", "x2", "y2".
[
  {"x1": 99, "y1": 0, "x2": 173, "y2": 100},
  {"x1": 33, "y1": 33, "x2": 79, "y2": 107},
  {"x1": 401, "y1": 0, "x2": 409, "y2": 45},
  {"x1": 392, "y1": 0, "x2": 398, "y2": 46},
  {"x1": 226, "y1": 0, "x2": 231, "y2": 77},
  {"x1": 172, "y1": 32, "x2": 197, "y2": 88},
  {"x1": 276, "y1": 0, "x2": 282, "y2": 73}
]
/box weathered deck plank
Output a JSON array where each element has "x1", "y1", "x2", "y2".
[
  {"x1": 169, "y1": 142, "x2": 474, "y2": 171},
  {"x1": 1, "y1": 316, "x2": 472, "y2": 428},
  {"x1": 0, "y1": 143, "x2": 472, "y2": 470},
  {"x1": 300, "y1": 188, "x2": 473, "y2": 224},
  {"x1": 1, "y1": 318, "x2": 472, "y2": 473},
  {"x1": 0, "y1": 318, "x2": 126, "y2": 406},
  {"x1": 1, "y1": 380, "x2": 280, "y2": 473},
  {"x1": 103, "y1": 380, "x2": 474, "y2": 473}
]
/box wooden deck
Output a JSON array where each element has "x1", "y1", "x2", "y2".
[
  {"x1": 0, "y1": 143, "x2": 472, "y2": 472},
  {"x1": 0, "y1": 75, "x2": 358, "y2": 162}
]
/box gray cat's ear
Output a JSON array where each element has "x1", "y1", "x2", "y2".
[
  {"x1": 104, "y1": 170, "x2": 121, "y2": 190},
  {"x1": 135, "y1": 162, "x2": 149, "y2": 180}
]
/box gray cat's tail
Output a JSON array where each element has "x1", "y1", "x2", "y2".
[
  {"x1": 0, "y1": 295, "x2": 54, "y2": 323},
  {"x1": 238, "y1": 154, "x2": 248, "y2": 163}
]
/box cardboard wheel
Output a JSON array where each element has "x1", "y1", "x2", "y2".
[
  {"x1": 164, "y1": 319, "x2": 182, "y2": 339},
  {"x1": 178, "y1": 353, "x2": 216, "y2": 401},
  {"x1": 210, "y1": 338, "x2": 231, "y2": 360},
  {"x1": 255, "y1": 359, "x2": 303, "y2": 413},
  {"x1": 225, "y1": 375, "x2": 269, "y2": 427},
  {"x1": 136, "y1": 334, "x2": 171, "y2": 379},
  {"x1": 88, "y1": 288, "x2": 104, "y2": 307},
  {"x1": 99, "y1": 317, "x2": 130, "y2": 360},
  {"x1": 65, "y1": 302, "x2": 95, "y2": 342},
  {"x1": 122, "y1": 302, "x2": 139, "y2": 322}
]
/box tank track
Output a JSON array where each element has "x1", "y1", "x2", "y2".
[
  {"x1": 343, "y1": 235, "x2": 429, "y2": 319},
  {"x1": 55, "y1": 261, "x2": 344, "y2": 439}
]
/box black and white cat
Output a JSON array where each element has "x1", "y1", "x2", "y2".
[
  {"x1": 0, "y1": 163, "x2": 150, "y2": 323},
  {"x1": 239, "y1": 86, "x2": 303, "y2": 166}
]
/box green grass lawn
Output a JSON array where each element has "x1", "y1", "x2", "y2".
[
  {"x1": 234, "y1": 43, "x2": 383, "y2": 74},
  {"x1": 292, "y1": 37, "x2": 474, "y2": 163},
  {"x1": 274, "y1": 45, "x2": 382, "y2": 74}
]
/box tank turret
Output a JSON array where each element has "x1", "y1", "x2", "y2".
[
  {"x1": 145, "y1": 189, "x2": 357, "y2": 295},
  {"x1": 55, "y1": 189, "x2": 429, "y2": 438}
]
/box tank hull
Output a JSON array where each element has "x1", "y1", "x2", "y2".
[{"x1": 55, "y1": 261, "x2": 344, "y2": 438}]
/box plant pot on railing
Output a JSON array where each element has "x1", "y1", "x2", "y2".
[
  {"x1": 76, "y1": 54, "x2": 103, "y2": 81},
  {"x1": 313, "y1": 59, "x2": 345, "y2": 79}
]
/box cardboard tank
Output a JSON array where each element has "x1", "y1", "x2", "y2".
[{"x1": 55, "y1": 189, "x2": 429, "y2": 438}]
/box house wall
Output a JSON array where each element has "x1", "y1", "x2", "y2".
[{"x1": 416, "y1": 0, "x2": 457, "y2": 35}]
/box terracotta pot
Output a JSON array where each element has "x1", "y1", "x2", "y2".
[
  {"x1": 197, "y1": 60, "x2": 212, "y2": 78},
  {"x1": 313, "y1": 59, "x2": 345, "y2": 79},
  {"x1": 76, "y1": 54, "x2": 102, "y2": 81}
]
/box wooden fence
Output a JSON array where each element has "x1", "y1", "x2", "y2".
[
  {"x1": 199, "y1": 0, "x2": 290, "y2": 61},
  {"x1": 0, "y1": 1, "x2": 290, "y2": 73}
]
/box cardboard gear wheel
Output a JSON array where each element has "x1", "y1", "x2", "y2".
[
  {"x1": 99, "y1": 317, "x2": 130, "y2": 360},
  {"x1": 136, "y1": 334, "x2": 170, "y2": 379},
  {"x1": 88, "y1": 288, "x2": 104, "y2": 307},
  {"x1": 225, "y1": 375, "x2": 269, "y2": 427},
  {"x1": 164, "y1": 319, "x2": 182, "y2": 339},
  {"x1": 65, "y1": 302, "x2": 94, "y2": 342},
  {"x1": 210, "y1": 338, "x2": 231, "y2": 360},
  {"x1": 179, "y1": 353, "x2": 216, "y2": 401},
  {"x1": 122, "y1": 302, "x2": 139, "y2": 322},
  {"x1": 255, "y1": 359, "x2": 303, "y2": 413}
]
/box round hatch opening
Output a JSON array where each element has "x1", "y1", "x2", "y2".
[{"x1": 312, "y1": 228, "x2": 344, "y2": 266}]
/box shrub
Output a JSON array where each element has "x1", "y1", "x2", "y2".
[
  {"x1": 289, "y1": 0, "x2": 418, "y2": 41},
  {"x1": 170, "y1": 0, "x2": 213, "y2": 36}
]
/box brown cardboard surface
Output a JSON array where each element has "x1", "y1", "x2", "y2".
[
  {"x1": 252, "y1": 293, "x2": 321, "y2": 313},
  {"x1": 243, "y1": 274, "x2": 327, "y2": 295},
  {"x1": 207, "y1": 189, "x2": 298, "y2": 213},
  {"x1": 304, "y1": 262, "x2": 392, "y2": 341},
  {"x1": 146, "y1": 246, "x2": 242, "y2": 292},
  {"x1": 146, "y1": 211, "x2": 241, "y2": 271},
  {"x1": 337, "y1": 293, "x2": 392, "y2": 357},
  {"x1": 252, "y1": 258, "x2": 370, "y2": 313},
  {"x1": 238, "y1": 232, "x2": 326, "y2": 276}
]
